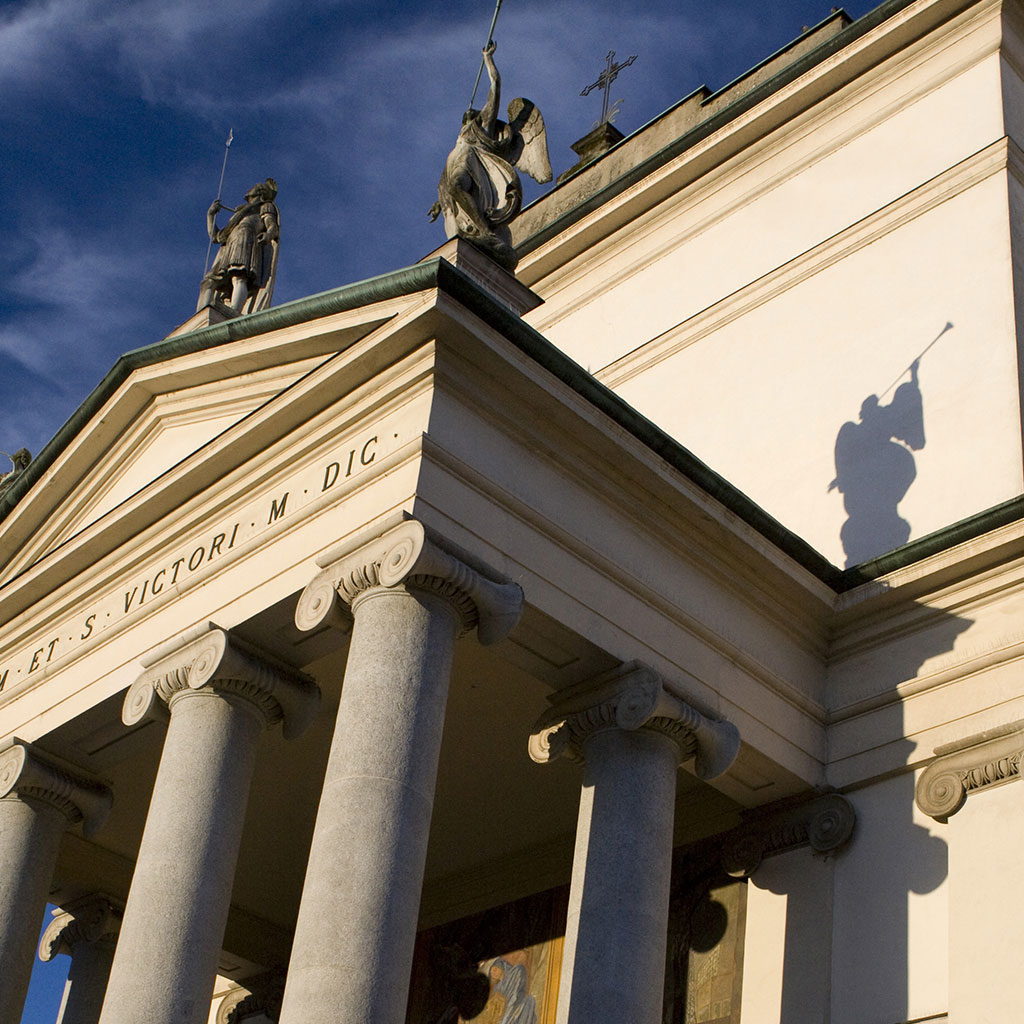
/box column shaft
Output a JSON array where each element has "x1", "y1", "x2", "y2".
[
  {"x1": 99, "y1": 691, "x2": 264, "y2": 1024},
  {"x1": 0, "y1": 796, "x2": 67, "y2": 1024},
  {"x1": 557, "y1": 727, "x2": 679, "y2": 1024},
  {"x1": 280, "y1": 586, "x2": 459, "y2": 1024},
  {"x1": 59, "y1": 938, "x2": 117, "y2": 1024}
]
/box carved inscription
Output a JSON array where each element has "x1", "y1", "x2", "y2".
[{"x1": 0, "y1": 425, "x2": 394, "y2": 699}]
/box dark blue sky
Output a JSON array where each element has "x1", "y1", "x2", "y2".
[{"x1": 6, "y1": 0, "x2": 869, "y2": 1017}]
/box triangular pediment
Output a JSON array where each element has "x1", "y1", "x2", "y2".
[
  {"x1": 0, "y1": 282, "x2": 427, "y2": 585},
  {"x1": 11, "y1": 359, "x2": 324, "y2": 575}
]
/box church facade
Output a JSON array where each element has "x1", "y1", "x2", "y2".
[{"x1": 2, "y1": 0, "x2": 1024, "y2": 1022}]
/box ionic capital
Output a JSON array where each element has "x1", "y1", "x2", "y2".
[
  {"x1": 216, "y1": 971, "x2": 285, "y2": 1024},
  {"x1": 295, "y1": 519, "x2": 523, "y2": 645},
  {"x1": 0, "y1": 738, "x2": 112, "y2": 837},
  {"x1": 528, "y1": 662, "x2": 740, "y2": 780},
  {"x1": 916, "y1": 718, "x2": 1024, "y2": 822},
  {"x1": 123, "y1": 625, "x2": 320, "y2": 740},
  {"x1": 718, "y1": 793, "x2": 856, "y2": 876},
  {"x1": 39, "y1": 894, "x2": 123, "y2": 961}
]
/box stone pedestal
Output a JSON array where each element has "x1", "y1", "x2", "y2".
[
  {"x1": 0, "y1": 740, "x2": 111, "y2": 1024},
  {"x1": 98, "y1": 627, "x2": 318, "y2": 1024},
  {"x1": 280, "y1": 519, "x2": 522, "y2": 1024},
  {"x1": 39, "y1": 894, "x2": 123, "y2": 1024},
  {"x1": 530, "y1": 663, "x2": 739, "y2": 1024},
  {"x1": 556, "y1": 121, "x2": 625, "y2": 183},
  {"x1": 429, "y1": 237, "x2": 543, "y2": 316}
]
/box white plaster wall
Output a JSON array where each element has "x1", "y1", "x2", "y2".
[
  {"x1": 830, "y1": 774, "x2": 949, "y2": 1024},
  {"x1": 616, "y1": 173, "x2": 1020, "y2": 566},
  {"x1": 947, "y1": 780, "x2": 1024, "y2": 1023},
  {"x1": 530, "y1": 26, "x2": 1024, "y2": 565},
  {"x1": 534, "y1": 43, "x2": 1004, "y2": 371}
]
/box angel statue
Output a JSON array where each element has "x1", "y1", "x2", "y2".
[
  {"x1": 0, "y1": 448, "x2": 31, "y2": 498},
  {"x1": 429, "y1": 42, "x2": 551, "y2": 271},
  {"x1": 197, "y1": 178, "x2": 280, "y2": 314}
]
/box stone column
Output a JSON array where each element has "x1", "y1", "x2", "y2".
[
  {"x1": 279, "y1": 519, "x2": 522, "y2": 1024},
  {"x1": 0, "y1": 740, "x2": 112, "y2": 1024},
  {"x1": 529, "y1": 662, "x2": 739, "y2": 1024},
  {"x1": 98, "y1": 626, "x2": 319, "y2": 1024},
  {"x1": 39, "y1": 894, "x2": 123, "y2": 1024}
]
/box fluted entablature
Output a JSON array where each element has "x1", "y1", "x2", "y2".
[
  {"x1": 529, "y1": 661, "x2": 740, "y2": 780},
  {"x1": 294, "y1": 518, "x2": 523, "y2": 644},
  {"x1": 123, "y1": 625, "x2": 319, "y2": 740},
  {"x1": 39, "y1": 894, "x2": 123, "y2": 962},
  {"x1": 916, "y1": 718, "x2": 1024, "y2": 822},
  {"x1": 0, "y1": 739, "x2": 112, "y2": 837}
]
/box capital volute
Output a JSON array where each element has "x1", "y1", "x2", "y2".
[
  {"x1": 295, "y1": 519, "x2": 523, "y2": 645},
  {"x1": 916, "y1": 718, "x2": 1024, "y2": 822},
  {"x1": 0, "y1": 739, "x2": 112, "y2": 837},
  {"x1": 719, "y1": 793, "x2": 857, "y2": 876},
  {"x1": 39, "y1": 894, "x2": 124, "y2": 961},
  {"x1": 528, "y1": 662, "x2": 739, "y2": 780},
  {"x1": 123, "y1": 625, "x2": 320, "y2": 740}
]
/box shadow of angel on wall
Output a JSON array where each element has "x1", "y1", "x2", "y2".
[{"x1": 829, "y1": 323, "x2": 951, "y2": 567}]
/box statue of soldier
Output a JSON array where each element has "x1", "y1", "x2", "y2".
[
  {"x1": 197, "y1": 178, "x2": 280, "y2": 314},
  {"x1": 430, "y1": 42, "x2": 551, "y2": 271},
  {"x1": 0, "y1": 448, "x2": 31, "y2": 498}
]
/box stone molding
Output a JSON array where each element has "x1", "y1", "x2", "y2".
[
  {"x1": 528, "y1": 662, "x2": 740, "y2": 780},
  {"x1": 123, "y1": 626, "x2": 320, "y2": 740},
  {"x1": 0, "y1": 738, "x2": 112, "y2": 837},
  {"x1": 39, "y1": 893, "x2": 124, "y2": 961},
  {"x1": 294, "y1": 519, "x2": 523, "y2": 645},
  {"x1": 717, "y1": 793, "x2": 857, "y2": 876},
  {"x1": 915, "y1": 718, "x2": 1024, "y2": 822}
]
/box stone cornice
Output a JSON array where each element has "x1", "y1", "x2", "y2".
[
  {"x1": 39, "y1": 893, "x2": 123, "y2": 961},
  {"x1": 123, "y1": 626, "x2": 320, "y2": 740},
  {"x1": 528, "y1": 662, "x2": 740, "y2": 780},
  {"x1": 916, "y1": 718, "x2": 1024, "y2": 822},
  {"x1": 0, "y1": 738, "x2": 112, "y2": 837},
  {"x1": 295, "y1": 519, "x2": 523, "y2": 645}
]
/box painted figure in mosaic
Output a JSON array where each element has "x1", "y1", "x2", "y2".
[
  {"x1": 197, "y1": 178, "x2": 280, "y2": 314},
  {"x1": 430, "y1": 42, "x2": 551, "y2": 271}
]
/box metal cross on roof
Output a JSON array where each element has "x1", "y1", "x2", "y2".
[{"x1": 581, "y1": 50, "x2": 638, "y2": 125}]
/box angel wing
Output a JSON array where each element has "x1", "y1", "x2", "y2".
[{"x1": 507, "y1": 97, "x2": 552, "y2": 185}]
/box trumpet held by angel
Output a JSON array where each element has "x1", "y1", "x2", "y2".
[{"x1": 430, "y1": 41, "x2": 551, "y2": 271}]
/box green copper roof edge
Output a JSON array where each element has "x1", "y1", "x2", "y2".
[
  {"x1": 837, "y1": 495, "x2": 1024, "y2": 587},
  {"x1": 436, "y1": 264, "x2": 1024, "y2": 593},
  {"x1": 432, "y1": 262, "x2": 846, "y2": 588},
  {"x1": 0, "y1": 261, "x2": 447, "y2": 523},
  {"x1": 700, "y1": 8, "x2": 850, "y2": 106},
  {"x1": 516, "y1": 0, "x2": 921, "y2": 259},
  {"x1": 5, "y1": 252, "x2": 1020, "y2": 595}
]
